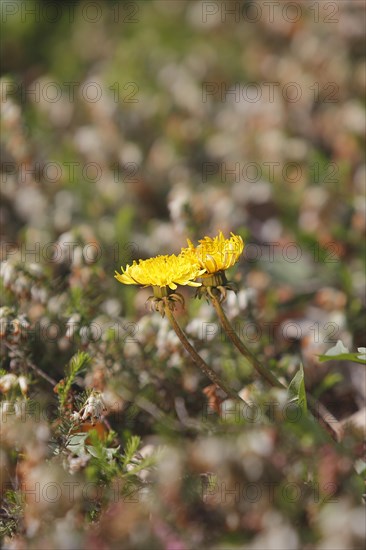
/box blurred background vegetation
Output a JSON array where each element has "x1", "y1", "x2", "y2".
[{"x1": 1, "y1": 1, "x2": 365, "y2": 548}]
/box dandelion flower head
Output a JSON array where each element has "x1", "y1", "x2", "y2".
[{"x1": 115, "y1": 253, "x2": 206, "y2": 291}]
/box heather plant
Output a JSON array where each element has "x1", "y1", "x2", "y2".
[{"x1": 1, "y1": 1, "x2": 366, "y2": 548}]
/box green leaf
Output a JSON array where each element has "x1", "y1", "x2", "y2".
[
  {"x1": 318, "y1": 353, "x2": 366, "y2": 365},
  {"x1": 59, "y1": 352, "x2": 91, "y2": 408},
  {"x1": 318, "y1": 341, "x2": 366, "y2": 365},
  {"x1": 122, "y1": 435, "x2": 141, "y2": 469},
  {"x1": 287, "y1": 364, "x2": 308, "y2": 415},
  {"x1": 66, "y1": 433, "x2": 89, "y2": 456},
  {"x1": 86, "y1": 444, "x2": 119, "y2": 461}
]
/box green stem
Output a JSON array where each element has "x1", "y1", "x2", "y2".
[
  {"x1": 210, "y1": 293, "x2": 343, "y2": 441},
  {"x1": 163, "y1": 299, "x2": 242, "y2": 403},
  {"x1": 210, "y1": 293, "x2": 284, "y2": 389}
]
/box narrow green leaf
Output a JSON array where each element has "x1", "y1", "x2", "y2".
[
  {"x1": 122, "y1": 435, "x2": 141, "y2": 469},
  {"x1": 287, "y1": 364, "x2": 308, "y2": 415},
  {"x1": 318, "y1": 341, "x2": 366, "y2": 365},
  {"x1": 59, "y1": 352, "x2": 91, "y2": 408},
  {"x1": 318, "y1": 353, "x2": 366, "y2": 365},
  {"x1": 86, "y1": 444, "x2": 119, "y2": 461}
]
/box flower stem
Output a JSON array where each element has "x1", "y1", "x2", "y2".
[
  {"x1": 210, "y1": 293, "x2": 284, "y2": 388},
  {"x1": 209, "y1": 293, "x2": 343, "y2": 441},
  {"x1": 163, "y1": 299, "x2": 242, "y2": 402}
]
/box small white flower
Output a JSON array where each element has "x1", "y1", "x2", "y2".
[
  {"x1": 68, "y1": 453, "x2": 90, "y2": 474},
  {"x1": 0, "y1": 261, "x2": 14, "y2": 287},
  {"x1": 80, "y1": 392, "x2": 107, "y2": 424},
  {"x1": 70, "y1": 411, "x2": 81, "y2": 422},
  {"x1": 66, "y1": 314, "x2": 81, "y2": 339},
  {"x1": 0, "y1": 373, "x2": 18, "y2": 393},
  {"x1": 325, "y1": 340, "x2": 349, "y2": 356},
  {"x1": 18, "y1": 375, "x2": 28, "y2": 395}
]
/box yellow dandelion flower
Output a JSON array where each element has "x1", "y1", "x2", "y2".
[
  {"x1": 183, "y1": 231, "x2": 244, "y2": 275},
  {"x1": 115, "y1": 253, "x2": 206, "y2": 291}
]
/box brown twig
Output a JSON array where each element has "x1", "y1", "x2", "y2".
[{"x1": 4, "y1": 342, "x2": 57, "y2": 386}]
